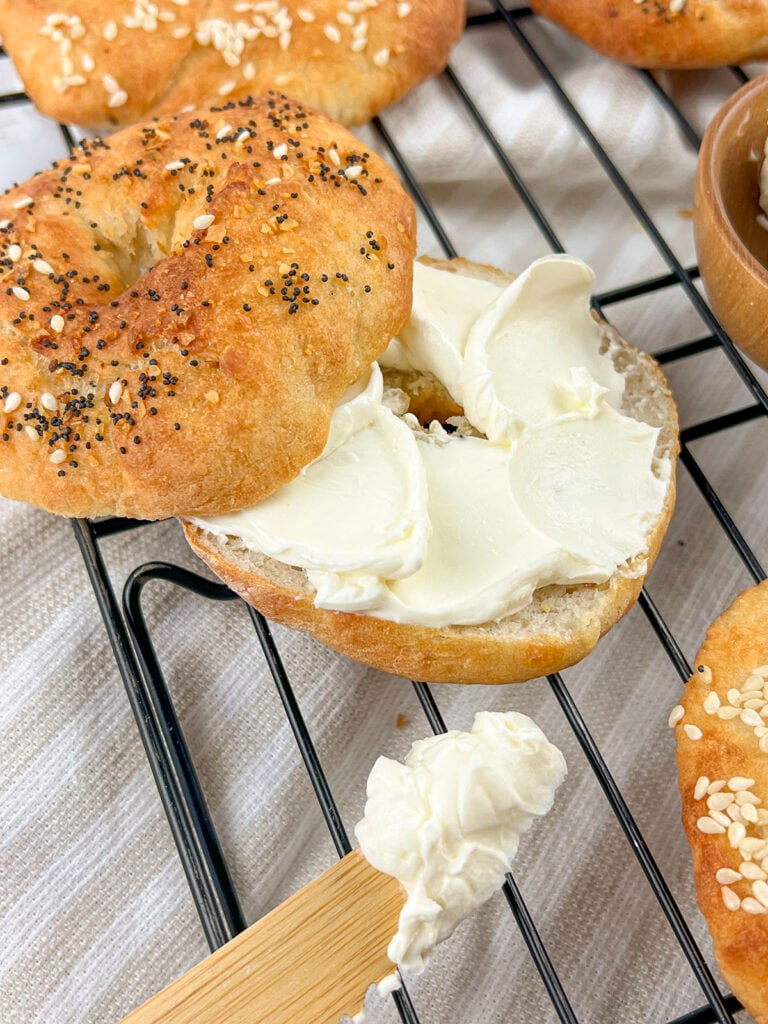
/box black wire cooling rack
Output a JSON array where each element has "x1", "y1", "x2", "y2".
[{"x1": 3, "y1": 4, "x2": 768, "y2": 1023}]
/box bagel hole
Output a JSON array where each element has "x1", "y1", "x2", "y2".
[
  {"x1": 95, "y1": 218, "x2": 168, "y2": 290},
  {"x1": 382, "y1": 368, "x2": 465, "y2": 429}
]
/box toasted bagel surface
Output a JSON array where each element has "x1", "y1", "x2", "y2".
[
  {"x1": 530, "y1": 0, "x2": 768, "y2": 69},
  {"x1": 0, "y1": 94, "x2": 416, "y2": 520},
  {"x1": 0, "y1": 0, "x2": 465, "y2": 130},
  {"x1": 675, "y1": 581, "x2": 768, "y2": 1024}
]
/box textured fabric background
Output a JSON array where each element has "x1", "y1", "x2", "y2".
[{"x1": 1, "y1": 7, "x2": 767, "y2": 1024}]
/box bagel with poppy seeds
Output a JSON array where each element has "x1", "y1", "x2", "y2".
[
  {"x1": 0, "y1": 0, "x2": 465, "y2": 132},
  {"x1": 0, "y1": 93, "x2": 416, "y2": 520},
  {"x1": 183, "y1": 256, "x2": 679, "y2": 685},
  {"x1": 529, "y1": 0, "x2": 768, "y2": 69},
  {"x1": 673, "y1": 581, "x2": 768, "y2": 1024}
]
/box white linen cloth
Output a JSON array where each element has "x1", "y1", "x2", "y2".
[{"x1": 2, "y1": 7, "x2": 768, "y2": 1023}]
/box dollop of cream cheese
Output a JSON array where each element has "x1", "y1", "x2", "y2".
[
  {"x1": 354, "y1": 711, "x2": 567, "y2": 977},
  {"x1": 192, "y1": 255, "x2": 668, "y2": 628},
  {"x1": 759, "y1": 130, "x2": 768, "y2": 232}
]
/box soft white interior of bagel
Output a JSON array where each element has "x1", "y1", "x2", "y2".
[{"x1": 190, "y1": 255, "x2": 673, "y2": 629}]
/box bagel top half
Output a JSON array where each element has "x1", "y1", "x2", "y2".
[
  {"x1": 0, "y1": 0, "x2": 465, "y2": 131},
  {"x1": 0, "y1": 93, "x2": 416, "y2": 521},
  {"x1": 529, "y1": 0, "x2": 768, "y2": 69}
]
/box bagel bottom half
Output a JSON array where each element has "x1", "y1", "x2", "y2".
[{"x1": 182, "y1": 258, "x2": 678, "y2": 685}]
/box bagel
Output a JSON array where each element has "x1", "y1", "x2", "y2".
[
  {"x1": 529, "y1": 0, "x2": 768, "y2": 69},
  {"x1": 673, "y1": 581, "x2": 768, "y2": 1024},
  {"x1": 183, "y1": 255, "x2": 679, "y2": 685},
  {"x1": 0, "y1": 0, "x2": 465, "y2": 131},
  {"x1": 0, "y1": 93, "x2": 416, "y2": 520}
]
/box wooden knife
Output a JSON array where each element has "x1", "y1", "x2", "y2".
[{"x1": 120, "y1": 849, "x2": 404, "y2": 1024}]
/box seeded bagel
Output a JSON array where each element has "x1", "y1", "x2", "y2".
[
  {"x1": 0, "y1": 93, "x2": 416, "y2": 520},
  {"x1": 183, "y1": 257, "x2": 679, "y2": 685},
  {"x1": 529, "y1": 0, "x2": 768, "y2": 69},
  {"x1": 0, "y1": 0, "x2": 465, "y2": 132},
  {"x1": 674, "y1": 581, "x2": 768, "y2": 1024}
]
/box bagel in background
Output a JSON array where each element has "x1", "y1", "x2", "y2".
[
  {"x1": 529, "y1": 1, "x2": 768, "y2": 69},
  {"x1": 0, "y1": 93, "x2": 416, "y2": 520},
  {"x1": 184, "y1": 256, "x2": 679, "y2": 685},
  {"x1": 674, "y1": 581, "x2": 768, "y2": 1024},
  {"x1": 0, "y1": 0, "x2": 465, "y2": 131}
]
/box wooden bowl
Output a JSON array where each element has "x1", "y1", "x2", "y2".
[{"x1": 694, "y1": 73, "x2": 768, "y2": 369}]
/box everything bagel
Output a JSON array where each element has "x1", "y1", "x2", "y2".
[
  {"x1": 529, "y1": 0, "x2": 768, "y2": 69},
  {"x1": 0, "y1": 0, "x2": 465, "y2": 131},
  {"x1": 0, "y1": 93, "x2": 416, "y2": 520}
]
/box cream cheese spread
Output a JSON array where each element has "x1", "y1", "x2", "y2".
[
  {"x1": 354, "y1": 711, "x2": 567, "y2": 977},
  {"x1": 192, "y1": 255, "x2": 668, "y2": 628}
]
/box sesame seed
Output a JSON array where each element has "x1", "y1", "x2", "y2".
[
  {"x1": 49, "y1": 449, "x2": 66, "y2": 464},
  {"x1": 41, "y1": 392, "x2": 58, "y2": 411},
  {"x1": 108, "y1": 380, "x2": 123, "y2": 404},
  {"x1": 12, "y1": 196, "x2": 33, "y2": 209},
  {"x1": 668, "y1": 704, "x2": 684, "y2": 727},
  {"x1": 397, "y1": 1, "x2": 412, "y2": 15},
  {"x1": 729, "y1": 776, "x2": 757, "y2": 791},
  {"x1": 104, "y1": 20, "x2": 117, "y2": 40},
  {"x1": 328, "y1": 147, "x2": 341, "y2": 167},
  {"x1": 742, "y1": 804, "x2": 760, "y2": 824},
  {"x1": 344, "y1": 165, "x2": 362, "y2": 179},
  {"x1": 172, "y1": 25, "x2": 191, "y2": 38},
  {"x1": 324, "y1": 24, "x2": 342, "y2": 42},
  {"x1": 24, "y1": 425, "x2": 38, "y2": 440},
  {"x1": 696, "y1": 664, "x2": 713, "y2": 684},
  {"x1": 3, "y1": 392, "x2": 21, "y2": 413},
  {"x1": 717, "y1": 706, "x2": 741, "y2": 720},
  {"x1": 108, "y1": 89, "x2": 128, "y2": 109},
  {"x1": 753, "y1": 665, "x2": 768, "y2": 677},
  {"x1": 753, "y1": 874, "x2": 768, "y2": 897},
  {"x1": 273, "y1": 143, "x2": 288, "y2": 159},
  {"x1": 697, "y1": 816, "x2": 725, "y2": 835},
  {"x1": 193, "y1": 214, "x2": 215, "y2": 230},
  {"x1": 721, "y1": 886, "x2": 740, "y2": 911},
  {"x1": 728, "y1": 822, "x2": 747, "y2": 847},
  {"x1": 683, "y1": 723, "x2": 702, "y2": 741},
  {"x1": 297, "y1": 8, "x2": 315, "y2": 21},
  {"x1": 741, "y1": 897, "x2": 767, "y2": 914},
  {"x1": 8, "y1": 244, "x2": 21, "y2": 262},
  {"x1": 50, "y1": 314, "x2": 65, "y2": 333},
  {"x1": 716, "y1": 868, "x2": 742, "y2": 885},
  {"x1": 702, "y1": 691, "x2": 720, "y2": 714},
  {"x1": 12, "y1": 286, "x2": 29, "y2": 301},
  {"x1": 373, "y1": 47, "x2": 390, "y2": 67},
  {"x1": 707, "y1": 792, "x2": 734, "y2": 812},
  {"x1": 693, "y1": 776, "x2": 710, "y2": 800},
  {"x1": 165, "y1": 160, "x2": 186, "y2": 171},
  {"x1": 33, "y1": 259, "x2": 54, "y2": 275},
  {"x1": 216, "y1": 123, "x2": 233, "y2": 140},
  {"x1": 707, "y1": 780, "x2": 727, "y2": 794},
  {"x1": 741, "y1": 709, "x2": 763, "y2": 727}
]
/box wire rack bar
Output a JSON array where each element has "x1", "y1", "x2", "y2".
[
  {"x1": 443, "y1": 64, "x2": 565, "y2": 253},
  {"x1": 73, "y1": 528, "x2": 246, "y2": 951},
  {"x1": 546, "y1": 671, "x2": 737, "y2": 1024}
]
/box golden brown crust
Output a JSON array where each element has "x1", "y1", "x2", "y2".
[
  {"x1": 529, "y1": 0, "x2": 768, "y2": 69},
  {"x1": 0, "y1": 94, "x2": 416, "y2": 520},
  {"x1": 181, "y1": 256, "x2": 679, "y2": 685},
  {"x1": 0, "y1": 0, "x2": 465, "y2": 130},
  {"x1": 675, "y1": 581, "x2": 768, "y2": 1024}
]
